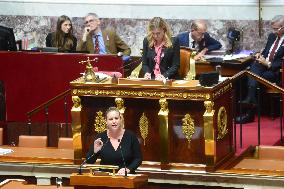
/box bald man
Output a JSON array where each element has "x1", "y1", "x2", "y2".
[{"x1": 177, "y1": 20, "x2": 222, "y2": 60}]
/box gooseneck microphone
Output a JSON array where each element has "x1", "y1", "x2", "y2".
[
  {"x1": 78, "y1": 137, "x2": 110, "y2": 175},
  {"x1": 78, "y1": 153, "x2": 95, "y2": 175},
  {"x1": 118, "y1": 139, "x2": 127, "y2": 178}
]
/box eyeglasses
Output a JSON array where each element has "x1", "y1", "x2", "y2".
[
  {"x1": 85, "y1": 19, "x2": 95, "y2": 25},
  {"x1": 272, "y1": 26, "x2": 284, "y2": 32}
]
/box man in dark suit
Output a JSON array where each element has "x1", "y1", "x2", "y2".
[
  {"x1": 236, "y1": 15, "x2": 284, "y2": 123},
  {"x1": 77, "y1": 13, "x2": 131, "y2": 56},
  {"x1": 0, "y1": 26, "x2": 17, "y2": 51},
  {"x1": 176, "y1": 20, "x2": 221, "y2": 60}
]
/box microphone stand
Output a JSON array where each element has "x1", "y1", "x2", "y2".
[
  {"x1": 118, "y1": 139, "x2": 127, "y2": 178},
  {"x1": 78, "y1": 153, "x2": 95, "y2": 175},
  {"x1": 78, "y1": 137, "x2": 110, "y2": 175}
]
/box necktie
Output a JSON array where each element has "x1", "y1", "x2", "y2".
[
  {"x1": 192, "y1": 41, "x2": 196, "y2": 48},
  {"x1": 268, "y1": 37, "x2": 280, "y2": 62},
  {"x1": 94, "y1": 34, "x2": 100, "y2": 54}
]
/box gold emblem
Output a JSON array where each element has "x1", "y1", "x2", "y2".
[
  {"x1": 139, "y1": 113, "x2": 149, "y2": 146},
  {"x1": 217, "y1": 106, "x2": 228, "y2": 140},
  {"x1": 182, "y1": 114, "x2": 195, "y2": 148},
  {"x1": 94, "y1": 111, "x2": 107, "y2": 133}
]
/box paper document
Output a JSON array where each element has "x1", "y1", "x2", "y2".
[{"x1": 0, "y1": 148, "x2": 13, "y2": 155}]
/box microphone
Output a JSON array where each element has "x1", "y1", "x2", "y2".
[
  {"x1": 78, "y1": 137, "x2": 109, "y2": 175},
  {"x1": 78, "y1": 153, "x2": 95, "y2": 175},
  {"x1": 118, "y1": 139, "x2": 127, "y2": 178},
  {"x1": 117, "y1": 57, "x2": 142, "y2": 70}
]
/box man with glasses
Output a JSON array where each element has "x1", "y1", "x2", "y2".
[
  {"x1": 77, "y1": 13, "x2": 131, "y2": 56},
  {"x1": 177, "y1": 19, "x2": 222, "y2": 60},
  {"x1": 236, "y1": 15, "x2": 284, "y2": 123}
]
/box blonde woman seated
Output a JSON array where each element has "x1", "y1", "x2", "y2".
[{"x1": 142, "y1": 17, "x2": 180, "y2": 81}]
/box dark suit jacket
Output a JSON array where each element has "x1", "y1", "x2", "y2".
[
  {"x1": 177, "y1": 31, "x2": 222, "y2": 52},
  {"x1": 261, "y1": 33, "x2": 284, "y2": 72},
  {"x1": 77, "y1": 28, "x2": 131, "y2": 55},
  {"x1": 0, "y1": 26, "x2": 17, "y2": 51},
  {"x1": 142, "y1": 37, "x2": 180, "y2": 79}
]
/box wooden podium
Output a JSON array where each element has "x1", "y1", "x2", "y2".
[
  {"x1": 70, "y1": 77, "x2": 234, "y2": 172},
  {"x1": 70, "y1": 173, "x2": 148, "y2": 189}
]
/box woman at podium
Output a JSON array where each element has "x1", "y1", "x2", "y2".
[
  {"x1": 86, "y1": 107, "x2": 142, "y2": 175},
  {"x1": 142, "y1": 17, "x2": 180, "y2": 81},
  {"x1": 46, "y1": 15, "x2": 77, "y2": 52}
]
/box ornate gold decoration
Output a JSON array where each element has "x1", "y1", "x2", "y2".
[
  {"x1": 129, "y1": 62, "x2": 142, "y2": 79},
  {"x1": 139, "y1": 113, "x2": 149, "y2": 145},
  {"x1": 71, "y1": 96, "x2": 83, "y2": 161},
  {"x1": 79, "y1": 57, "x2": 99, "y2": 83},
  {"x1": 204, "y1": 101, "x2": 214, "y2": 115},
  {"x1": 94, "y1": 111, "x2": 107, "y2": 133},
  {"x1": 185, "y1": 51, "x2": 197, "y2": 80},
  {"x1": 182, "y1": 114, "x2": 195, "y2": 148},
  {"x1": 158, "y1": 98, "x2": 169, "y2": 164},
  {"x1": 72, "y1": 89, "x2": 210, "y2": 100},
  {"x1": 212, "y1": 83, "x2": 232, "y2": 99},
  {"x1": 158, "y1": 98, "x2": 169, "y2": 116},
  {"x1": 217, "y1": 106, "x2": 228, "y2": 140},
  {"x1": 203, "y1": 100, "x2": 216, "y2": 165},
  {"x1": 71, "y1": 96, "x2": 81, "y2": 111},
  {"x1": 115, "y1": 98, "x2": 125, "y2": 128},
  {"x1": 115, "y1": 98, "x2": 125, "y2": 114}
]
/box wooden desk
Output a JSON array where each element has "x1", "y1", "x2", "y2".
[
  {"x1": 70, "y1": 173, "x2": 148, "y2": 189},
  {"x1": 0, "y1": 180, "x2": 74, "y2": 189},
  {"x1": 0, "y1": 146, "x2": 74, "y2": 164},
  {"x1": 196, "y1": 57, "x2": 252, "y2": 77}
]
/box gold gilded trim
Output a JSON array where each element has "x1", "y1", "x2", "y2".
[
  {"x1": 158, "y1": 99, "x2": 169, "y2": 165},
  {"x1": 182, "y1": 114, "x2": 195, "y2": 148},
  {"x1": 72, "y1": 96, "x2": 82, "y2": 110},
  {"x1": 212, "y1": 83, "x2": 232, "y2": 99},
  {"x1": 72, "y1": 89, "x2": 210, "y2": 100},
  {"x1": 71, "y1": 96, "x2": 82, "y2": 161},
  {"x1": 94, "y1": 111, "x2": 107, "y2": 133},
  {"x1": 139, "y1": 113, "x2": 149, "y2": 146},
  {"x1": 115, "y1": 98, "x2": 125, "y2": 128},
  {"x1": 217, "y1": 106, "x2": 228, "y2": 140},
  {"x1": 203, "y1": 101, "x2": 216, "y2": 165},
  {"x1": 184, "y1": 51, "x2": 197, "y2": 80}
]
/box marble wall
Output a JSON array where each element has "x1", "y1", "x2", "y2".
[{"x1": 0, "y1": 15, "x2": 272, "y2": 56}]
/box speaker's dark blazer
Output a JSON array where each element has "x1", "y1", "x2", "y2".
[
  {"x1": 0, "y1": 26, "x2": 17, "y2": 51},
  {"x1": 261, "y1": 33, "x2": 284, "y2": 72},
  {"x1": 142, "y1": 37, "x2": 180, "y2": 79},
  {"x1": 177, "y1": 31, "x2": 221, "y2": 52}
]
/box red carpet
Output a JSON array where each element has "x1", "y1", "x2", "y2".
[{"x1": 235, "y1": 115, "x2": 283, "y2": 154}]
